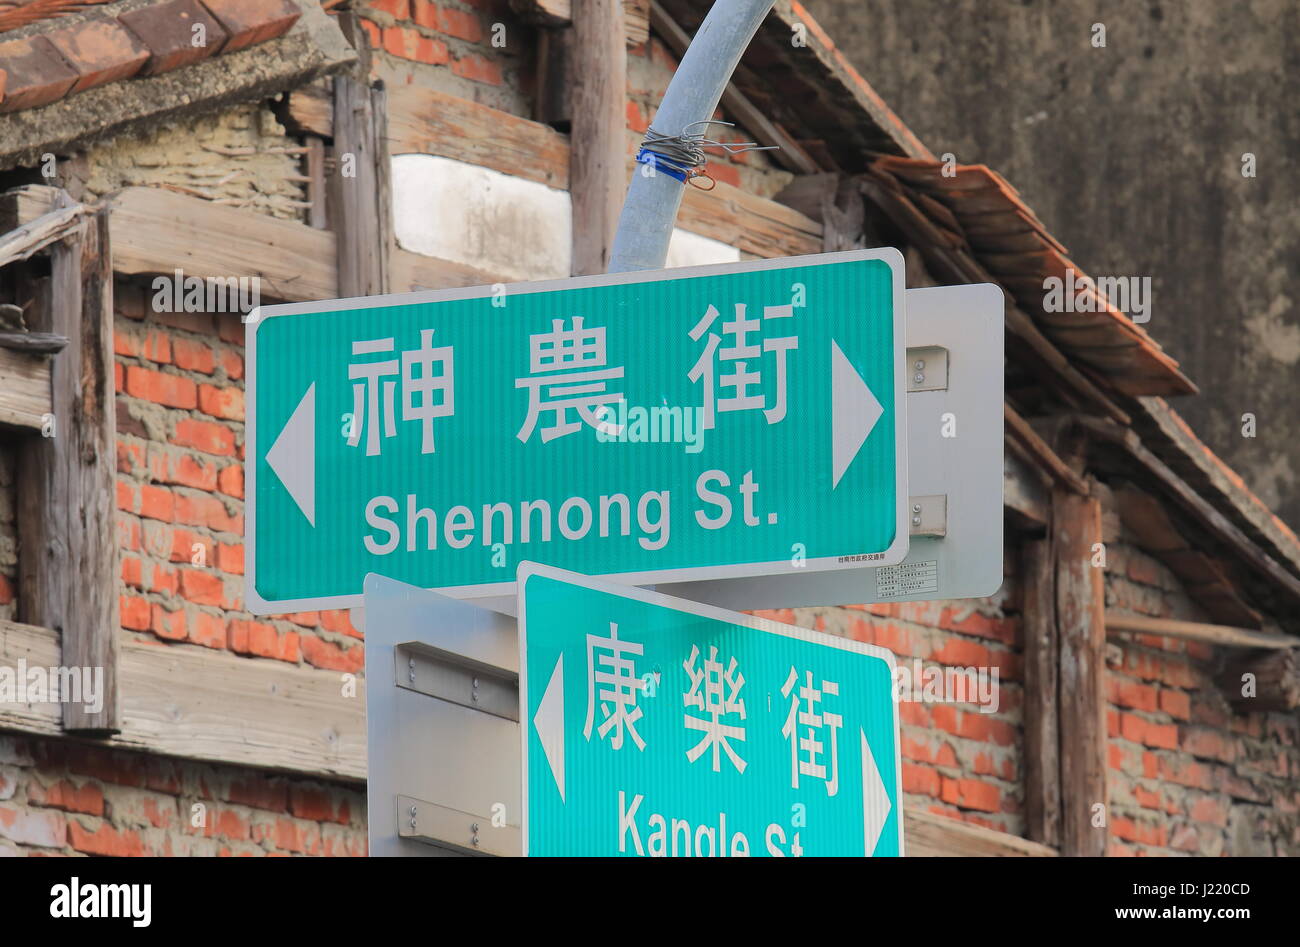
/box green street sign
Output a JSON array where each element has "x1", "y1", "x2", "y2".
[
  {"x1": 247, "y1": 249, "x2": 906, "y2": 614},
  {"x1": 519, "y1": 563, "x2": 902, "y2": 856}
]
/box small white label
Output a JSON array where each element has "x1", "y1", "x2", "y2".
[{"x1": 876, "y1": 560, "x2": 938, "y2": 598}]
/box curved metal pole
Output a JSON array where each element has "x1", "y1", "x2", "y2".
[{"x1": 607, "y1": 0, "x2": 776, "y2": 273}]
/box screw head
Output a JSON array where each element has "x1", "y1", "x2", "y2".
[
  {"x1": 911, "y1": 515, "x2": 921, "y2": 526},
  {"x1": 914, "y1": 359, "x2": 925, "y2": 370},
  {"x1": 913, "y1": 372, "x2": 925, "y2": 384},
  {"x1": 911, "y1": 503, "x2": 921, "y2": 513}
]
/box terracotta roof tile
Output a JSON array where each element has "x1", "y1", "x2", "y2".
[
  {"x1": 119, "y1": 0, "x2": 228, "y2": 75},
  {"x1": 868, "y1": 155, "x2": 1198, "y2": 397},
  {"x1": 0, "y1": 33, "x2": 77, "y2": 112},
  {"x1": 45, "y1": 16, "x2": 149, "y2": 93},
  {"x1": 198, "y1": 0, "x2": 299, "y2": 54}
]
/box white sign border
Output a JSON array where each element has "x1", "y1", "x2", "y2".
[
  {"x1": 246, "y1": 247, "x2": 908, "y2": 615},
  {"x1": 516, "y1": 561, "x2": 905, "y2": 857}
]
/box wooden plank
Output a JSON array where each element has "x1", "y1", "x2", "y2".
[
  {"x1": 306, "y1": 136, "x2": 328, "y2": 230},
  {"x1": 0, "y1": 345, "x2": 52, "y2": 431},
  {"x1": 16, "y1": 207, "x2": 120, "y2": 734},
  {"x1": 1078, "y1": 416, "x2": 1300, "y2": 606},
  {"x1": 387, "y1": 84, "x2": 571, "y2": 189},
  {"x1": 1218, "y1": 650, "x2": 1299, "y2": 711},
  {"x1": 860, "y1": 174, "x2": 1132, "y2": 427},
  {"x1": 1022, "y1": 536, "x2": 1060, "y2": 848},
  {"x1": 391, "y1": 247, "x2": 505, "y2": 293},
  {"x1": 510, "y1": 0, "x2": 649, "y2": 45},
  {"x1": 0, "y1": 331, "x2": 68, "y2": 355},
  {"x1": 332, "y1": 77, "x2": 391, "y2": 297},
  {"x1": 568, "y1": 0, "x2": 626, "y2": 275},
  {"x1": 1005, "y1": 404, "x2": 1088, "y2": 495},
  {"x1": 1053, "y1": 487, "x2": 1107, "y2": 856},
  {"x1": 0, "y1": 620, "x2": 365, "y2": 781},
  {"x1": 903, "y1": 809, "x2": 1058, "y2": 857},
  {"x1": 1106, "y1": 613, "x2": 1298, "y2": 650},
  {"x1": 1113, "y1": 482, "x2": 1264, "y2": 628},
  {"x1": 1134, "y1": 395, "x2": 1300, "y2": 581},
  {"x1": 677, "y1": 178, "x2": 820, "y2": 258},
  {"x1": 386, "y1": 84, "x2": 822, "y2": 258},
  {"x1": 1004, "y1": 447, "x2": 1048, "y2": 529},
  {"x1": 0, "y1": 200, "x2": 91, "y2": 268},
  {"x1": 286, "y1": 80, "x2": 333, "y2": 138},
  {"x1": 0, "y1": 184, "x2": 63, "y2": 232},
  {"x1": 110, "y1": 187, "x2": 336, "y2": 302},
  {"x1": 647, "y1": 1, "x2": 820, "y2": 175},
  {"x1": 11, "y1": 185, "x2": 511, "y2": 302}
]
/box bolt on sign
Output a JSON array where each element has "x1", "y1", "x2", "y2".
[
  {"x1": 246, "y1": 249, "x2": 906, "y2": 614},
  {"x1": 519, "y1": 563, "x2": 902, "y2": 856}
]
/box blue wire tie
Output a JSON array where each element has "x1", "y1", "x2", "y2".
[{"x1": 635, "y1": 149, "x2": 689, "y2": 184}]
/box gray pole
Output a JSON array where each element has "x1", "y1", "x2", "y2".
[{"x1": 607, "y1": 0, "x2": 776, "y2": 273}]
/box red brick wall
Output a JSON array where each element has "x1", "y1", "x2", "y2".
[
  {"x1": 360, "y1": 0, "x2": 792, "y2": 200},
  {"x1": 0, "y1": 733, "x2": 365, "y2": 856},
  {"x1": 361, "y1": 0, "x2": 531, "y2": 114},
  {"x1": 1103, "y1": 533, "x2": 1300, "y2": 856},
  {"x1": 113, "y1": 277, "x2": 363, "y2": 672},
  {"x1": 752, "y1": 544, "x2": 1026, "y2": 837}
]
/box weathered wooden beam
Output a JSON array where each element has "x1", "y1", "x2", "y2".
[
  {"x1": 903, "y1": 809, "x2": 1058, "y2": 857},
  {"x1": 1112, "y1": 482, "x2": 1264, "y2": 629},
  {"x1": 331, "y1": 76, "x2": 391, "y2": 297},
  {"x1": 648, "y1": 1, "x2": 821, "y2": 175},
  {"x1": 1217, "y1": 649, "x2": 1299, "y2": 712},
  {"x1": 1106, "y1": 613, "x2": 1298, "y2": 650},
  {"x1": 1022, "y1": 536, "x2": 1061, "y2": 848},
  {"x1": 0, "y1": 331, "x2": 68, "y2": 355},
  {"x1": 16, "y1": 207, "x2": 120, "y2": 734},
  {"x1": 284, "y1": 80, "x2": 333, "y2": 138},
  {"x1": 1077, "y1": 415, "x2": 1300, "y2": 606},
  {"x1": 1005, "y1": 404, "x2": 1089, "y2": 495},
  {"x1": 111, "y1": 187, "x2": 337, "y2": 303},
  {"x1": 7, "y1": 184, "x2": 516, "y2": 304},
  {"x1": 0, "y1": 200, "x2": 91, "y2": 268},
  {"x1": 568, "y1": 0, "x2": 626, "y2": 275},
  {"x1": 510, "y1": 0, "x2": 649, "y2": 44},
  {"x1": 0, "y1": 620, "x2": 365, "y2": 781},
  {"x1": 1004, "y1": 448, "x2": 1049, "y2": 530},
  {"x1": 1053, "y1": 487, "x2": 1107, "y2": 856},
  {"x1": 859, "y1": 175, "x2": 1131, "y2": 427},
  {"x1": 305, "y1": 136, "x2": 328, "y2": 230},
  {"x1": 0, "y1": 346, "x2": 53, "y2": 431},
  {"x1": 1133, "y1": 395, "x2": 1300, "y2": 582}
]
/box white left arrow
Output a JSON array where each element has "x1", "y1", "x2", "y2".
[
  {"x1": 266, "y1": 383, "x2": 316, "y2": 526},
  {"x1": 861, "y1": 727, "x2": 891, "y2": 855},
  {"x1": 533, "y1": 656, "x2": 565, "y2": 801}
]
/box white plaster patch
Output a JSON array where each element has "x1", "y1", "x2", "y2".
[
  {"x1": 665, "y1": 228, "x2": 742, "y2": 268},
  {"x1": 392, "y1": 154, "x2": 742, "y2": 280},
  {"x1": 392, "y1": 154, "x2": 571, "y2": 282}
]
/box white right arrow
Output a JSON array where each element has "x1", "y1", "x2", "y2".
[
  {"x1": 533, "y1": 656, "x2": 565, "y2": 802},
  {"x1": 266, "y1": 383, "x2": 316, "y2": 526},
  {"x1": 831, "y1": 340, "x2": 883, "y2": 489},
  {"x1": 861, "y1": 727, "x2": 891, "y2": 855}
]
